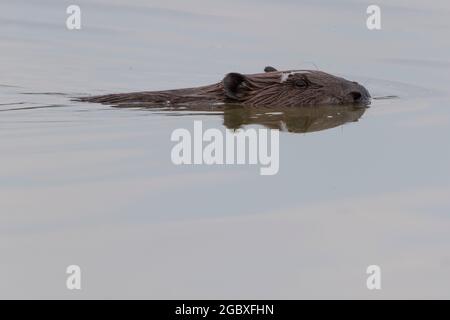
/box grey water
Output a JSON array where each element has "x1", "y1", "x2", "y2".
[{"x1": 1, "y1": 0, "x2": 450, "y2": 299}]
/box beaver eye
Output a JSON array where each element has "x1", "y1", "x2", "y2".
[{"x1": 294, "y1": 79, "x2": 308, "y2": 88}]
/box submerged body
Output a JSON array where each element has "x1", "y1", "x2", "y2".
[{"x1": 79, "y1": 67, "x2": 371, "y2": 107}]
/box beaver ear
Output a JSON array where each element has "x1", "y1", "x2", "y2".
[
  {"x1": 223, "y1": 73, "x2": 249, "y2": 100},
  {"x1": 264, "y1": 66, "x2": 277, "y2": 72}
]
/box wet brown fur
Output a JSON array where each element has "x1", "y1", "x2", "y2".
[{"x1": 78, "y1": 68, "x2": 370, "y2": 107}]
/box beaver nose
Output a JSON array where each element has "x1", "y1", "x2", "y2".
[
  {"x1": 346, "y1": 83, "x2": 370, "y2": 103},
  {"x1": 348, "y1": 91, "x2": 362, "y2": 102}
]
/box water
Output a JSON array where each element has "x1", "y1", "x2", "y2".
[{"x1": 1, "y1": 0, "x2": 450, "y2": 299}]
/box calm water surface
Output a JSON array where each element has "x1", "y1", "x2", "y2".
[{"x1": 1, "y1": 0, "x2": 450, "y2": 298}]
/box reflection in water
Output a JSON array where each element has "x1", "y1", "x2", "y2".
[
  {"x1": 110, "y1": 103, "x2": 368, "y2": 134},
  {"x1": 221, "y1": 104, "x2": 367, "y2": 133}
]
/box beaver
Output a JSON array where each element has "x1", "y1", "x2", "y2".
[{"x1": 78, "y1": 66, "x2": 370, "y2": 107}]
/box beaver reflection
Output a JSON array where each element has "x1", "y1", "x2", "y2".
[
  {"x1": 220, "y1": 104, "x2": 366, "y2": 133},
  {"x1": 111, "y1": 103, "x2": 366, "y2": 134}
]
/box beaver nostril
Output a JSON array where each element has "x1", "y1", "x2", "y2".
[{"x1": 349, "y1": 91, "x2": 362, "y2": 102}]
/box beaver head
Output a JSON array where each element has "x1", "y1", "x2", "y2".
[{"x1": 223, "y1": 67, "x2": 371, "y2": 106}]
